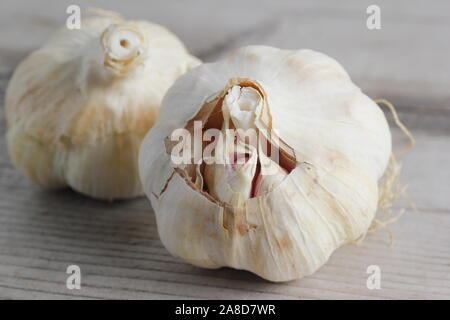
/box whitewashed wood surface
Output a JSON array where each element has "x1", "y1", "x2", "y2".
[{"x1": 0, "y1": 0, "x2": 449, "y2": 299}]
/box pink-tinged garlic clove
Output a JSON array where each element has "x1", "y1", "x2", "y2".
[
  {"x1": 204, "y1": 146, "x2": 258, "y2": 206},
  {"x1": 252, "y1": 161, "x2": 288, "y2": 197}
]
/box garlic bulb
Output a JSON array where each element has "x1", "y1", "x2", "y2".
[
  {"x1": 5, "y1": 11, "x2": 200, "y2": 199},
  {"x1": 139, "y1": 45, "x2": 392, "y2": 281}
]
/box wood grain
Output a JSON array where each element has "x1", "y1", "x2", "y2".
[{"x1": 0, "y1": 0, "x2": 449, "y2": 300}]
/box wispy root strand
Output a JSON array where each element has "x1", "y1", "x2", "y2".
[{"x1": 356, "y1": 99, "x2": 415, "y2": 245}]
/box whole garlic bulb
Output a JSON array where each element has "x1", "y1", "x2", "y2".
[
  {"x1": 5, "y1": 11, "x2": 200, "y2": 200},
  {"x1": 139, "y1": 45, "x2": 391, "y2": 281}
]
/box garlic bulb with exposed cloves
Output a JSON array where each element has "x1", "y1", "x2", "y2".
[
  {"x1": 5, "y1": 11, "x2": 200, "y2": 200},
  {"x1": 139, "y1": 45, "x2": 392, "y2": 281}
]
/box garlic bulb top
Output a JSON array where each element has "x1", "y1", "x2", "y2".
[
  {"x1": 139, "y1": 45, "x2": 391, "y2": 281},
  {"x1": 5, "y1": 12, "x2": 200, "y2": 199}
]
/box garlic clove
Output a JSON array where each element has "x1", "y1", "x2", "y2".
[
  {"x1": 224, "y1": 85, "x2": 262, "y2": 132},
  {"x1": 253, "y1": 149, "x2": 288, "y2": 197},
  {"x1": 204, "y1": 141, "x2": 258, "y2": 206}
]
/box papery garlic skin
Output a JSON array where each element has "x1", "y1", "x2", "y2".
[
  {"x1": 139, "y1": 46, "x2": 391, "y2": 281},
  {"x1": 5, "y1": 13, "x2": 200, "y2": 199}
]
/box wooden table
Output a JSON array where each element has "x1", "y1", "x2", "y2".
[{"x1": 0, "y1": 0, "x2": 449, "y2": 299}]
